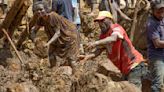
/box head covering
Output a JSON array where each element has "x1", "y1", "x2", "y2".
[
  {"x1": 94, "y1": 11, "x2": 113, "y2": 22},
  {"x1": 151, "y1": 2, "x2": 164, "y2": 10},
  {"x1": 154, "y1": 3, "x2": 164, "y2": 9}
]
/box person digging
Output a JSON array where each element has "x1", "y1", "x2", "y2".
[
  {"x1": 31, "y1": 1, "x2": 80, "y2": 69},
  {"x1": 79, "y1": 11, "x2": 148, "y2": 90}
]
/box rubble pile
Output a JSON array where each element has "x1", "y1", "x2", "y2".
[{"x1": 0, "y1": 47, "x2": 144, "y2": 92}]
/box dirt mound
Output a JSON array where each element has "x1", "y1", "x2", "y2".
[{"x1": 0, "y1": 47, "x2": 143, "y2": 92}]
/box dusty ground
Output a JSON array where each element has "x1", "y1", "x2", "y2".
[{"x1": 0, "y1": 46, "x2": 143, "y2": 92}]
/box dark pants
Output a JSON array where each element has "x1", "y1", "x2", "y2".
[
  {"x1": 149, "y1": 59, "x2": 164, "y2": 92},
  {"x1": 126, "y1": 62, "x2": 148, "y2": 90}
]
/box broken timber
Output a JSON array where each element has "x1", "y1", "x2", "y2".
[
  {"x1": 0, "y1": 0, "x2": 31, "y2": 38},
  {"x1": 0, "y1": 0, "x2": 31, "y2": 65}
]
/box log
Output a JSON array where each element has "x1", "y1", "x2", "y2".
[{"x1": 0, "y1": 0, "x2": 31, "y2": 38}]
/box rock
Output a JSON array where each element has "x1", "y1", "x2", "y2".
[
  {"x1": 32, "y1": 72, "x2": 39, "y2": 81},
  {"x1": 104, "y1": 81, "x2": 141, "y2": 92},
  {"x1": 5, "y1": 58, "x2": 22, "y2": 72},
  {"x1": 74, "y1": 73, "x2": 109, "y2": 92},
  {"x1": 0, "y1": 65, "x2": 5, "y2": 70},
  {"x1": 54, "y1": 66, "x2": 73, "y2": 76},
  {"x1": 26, "y1": 61, "x2": 39, "y2": 70},
  {"x1": 120, "y1": 81, "x2": 141, "y2": 92},
  {"x1": 33, "y1": 38, "x2": 48, "y2": 58},
  {"x1": 8, "y1": 63, "x2": 21, "y2": 72},
  {"x1": 73, "y1": 72, "x2": 141, "y2": 92},
  {"x1": 7, "y1": 82, "x2": 39, "y2": 92},
  {"x1": 97, "y1": 60, "x2": 122, "y2": 81},
  {"x1": 22, "y1": 40, "x2": 35, "y2": 50}
]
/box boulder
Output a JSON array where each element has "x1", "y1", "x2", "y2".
[{"x1": 97, "y1": 60, "x2": 122, "y2": 81}]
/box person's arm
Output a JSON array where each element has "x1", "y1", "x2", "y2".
[
  {"x1": 89, "y1": 47, "x2": 105, "y2": 58},
  {"x1": 147, "y1": 22, "x2": 164, "y2": 48},
  {"x1": 79, "y1": 47, "x2": 105, "y2": 62},
  {"x1": 88, "y1": 26, "x2": 124, "y2": 49},
  {"x1": 152, "y1": 38, "x2": 164, "y2": 48},
  {"x1": 45, "y1": 29, "x2": 61, "y2": 47},
  {"x1": 92, "y1": 34, "x2": 118, "y2": 46}
]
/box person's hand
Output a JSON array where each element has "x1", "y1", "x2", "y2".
[
  {"x1": 86, "y1": 42, "x2": 97, "y2": 50},
  {"x1": 43, "y1": 43, "x2": 49, "y2": 48},
  {"x1": 78, "y1": 54, "x2": 86, "y2": 60},
  {"x1": 127, "y1": 18, "x2": 133, "y2": 22}
]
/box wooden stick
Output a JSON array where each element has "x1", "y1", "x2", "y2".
[
  {"x1": 130, "y1": 0, "x2": 142, "y2": 42},
  {"x1": 2, "y1": 28, "x2": 24, "y2": 65},
  {"x1": 107, "y1": 0, "x2": 117, "y2": 23}
]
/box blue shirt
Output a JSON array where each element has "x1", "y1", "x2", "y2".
[
  {"x1": 52, "y1": 0, "x2": 73, "y2": 22},
  {"x1": 146, "y1": 15, "x2": 164, "y2": 60}
]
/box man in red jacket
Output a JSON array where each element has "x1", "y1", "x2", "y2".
[{"x1": 79, "y1": 11, "x2": 147, "y2": 90}]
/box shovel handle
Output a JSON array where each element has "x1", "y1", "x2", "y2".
[{"x1": 2, "y1": 28, "x2": 24, "y2": 65}]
